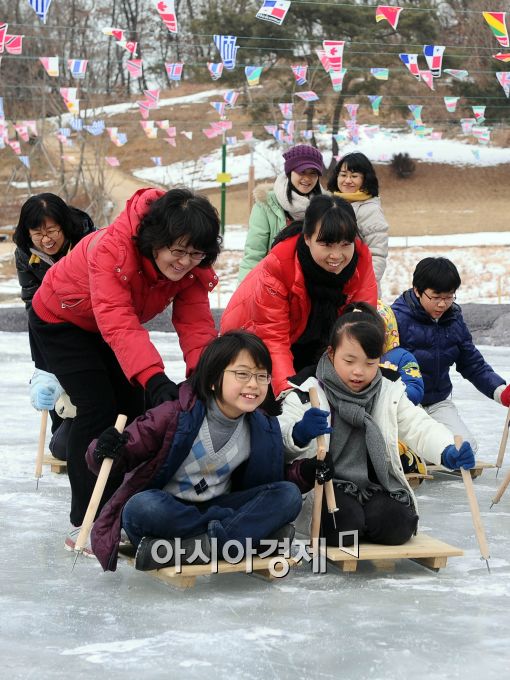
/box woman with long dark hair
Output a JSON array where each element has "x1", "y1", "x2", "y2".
[
  {"x1": 327, "y1": 152, "x2": 389, "y2": 284},
  {"x1": 222, "y1": 194, "x2": 377, "y2": 398}
]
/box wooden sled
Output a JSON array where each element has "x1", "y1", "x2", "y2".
[
  {"x1": 42, "y1": 454, "x2": 67, "y2": 474},
  {"x1": 118, "y1": 547, "x2": 297, "y2": 589},
  {"x1": 427, "y1": 460, "x2": 495, "y2": 480},
  {"x1": 405, "y1": 472, "x2": 433, "y2": 489},
  {"x1": 324, "y1": 534, "x2": 463, "y2": 573}
]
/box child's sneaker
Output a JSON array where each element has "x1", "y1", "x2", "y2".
[{"x1": 64, "y1": 526, "x2": 95, "y2": 559}]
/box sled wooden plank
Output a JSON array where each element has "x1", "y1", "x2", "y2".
[
  {"x1": 118, "y1": 551, "x2": 297, "y2": 589},
  {"x1": 42, "y1": 454, "x2": 67, "y2": 474},
  {"x1": 325, "y1": 534, "x2": 463, "y2": 573},
  {"x1": 405, "y1": 472, "x2": 433, "y2": 489},
  {"x1": 427, "y1": 460, "x2": 495, "y2": 479}
]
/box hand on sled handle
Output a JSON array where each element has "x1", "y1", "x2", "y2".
[
  {"x1": 497, "y1": 383, "x2": 510, "y2": 408},
  {"x1": 292, "y1": 407, "x2": 332, "y2": 448},
  {"x1": 30, "y1": 369, "x2": 64, "y2": 411},
  {"x1": 441, "y1": 441, "x2": 475, "y2": 470},
  {"x1": 299, "y1": 450, "x2": 334, "y2": 487},
  {"x1": 146, "y1": 373, "x2": 179, "y2": 406},
  {"x1": 93, "y1": 426, "x2": 129, "y2": 465}
]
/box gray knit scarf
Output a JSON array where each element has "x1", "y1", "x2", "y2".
[{"x1": 316, "y1": 354, "x2": 410, "y2": 505}]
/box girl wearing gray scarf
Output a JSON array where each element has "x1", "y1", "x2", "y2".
[{"x1": 279, "y1": 305, "x2": 471, "y2": 548}]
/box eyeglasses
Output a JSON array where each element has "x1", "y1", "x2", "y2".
[
  {"x1": 224, "y1": 370, "x2": 272, "y2": 385},
  {"x1": 422, "y1": 291, "x2": 456, "y2": 304},
  {"x1": 167, "y1": 247, "x2": 206, "y2": 261},
  {"x1": 30, "y1": 227, "x2": 62, "y2": 244}
]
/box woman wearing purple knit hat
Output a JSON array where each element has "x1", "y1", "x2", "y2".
[{"x1": 238, "y1": 144, "x2": 324, "y2": 282}]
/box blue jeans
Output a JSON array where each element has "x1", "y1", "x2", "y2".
[{"x1": 122, "y1": 482, "x2": 302, "y2": 550}]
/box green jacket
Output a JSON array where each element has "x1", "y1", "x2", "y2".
[{"x1": 238, "y1": 183, "x2": 287, "y2": 283}]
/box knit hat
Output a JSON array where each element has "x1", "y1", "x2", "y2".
[{"x1": 283, "y1": 145, "x2": 324, "y2": 175}]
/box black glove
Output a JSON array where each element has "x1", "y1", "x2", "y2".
[
  {"x1": 299, "y1": 450, "x2": 334, "y2": 487},
  {"x1": 146, "y1": 373, "x2": 179, "y2": 406},
  {"x1": 93, "y1": 426, "x2": 129, "y2": 465}
]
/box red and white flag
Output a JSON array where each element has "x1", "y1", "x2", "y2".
[
  {"x1": 155, "y1": 1, "x2": 177, "y2": 33},
  {"x1": 375, "y1": 6, "x2": 403, "y2": 30},
  {"x1": 323, "y1": 40, "x2": 344, "y2": 72}
]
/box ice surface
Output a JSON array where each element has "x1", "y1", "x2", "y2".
[{"x1": 1, "y1": 332, "x2": 510, "y2": 679}]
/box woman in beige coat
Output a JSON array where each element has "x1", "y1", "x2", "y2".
[{"x1": 327, "y1": 152, "x2": 389, "y2": 284}]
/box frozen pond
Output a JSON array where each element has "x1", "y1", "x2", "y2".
[{"x1": 1, "y1": 331, "x2": 510, "y2": 679}]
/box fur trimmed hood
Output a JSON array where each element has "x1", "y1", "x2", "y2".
[{"x1": 253, "y1": 181, "x2": 274, "y2": 204}]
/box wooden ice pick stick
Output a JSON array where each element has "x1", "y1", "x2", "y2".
[
  {"x1": 309, "y1": 387, "x2": 338, "y2": 548},
  {"x1": 495, "y1": 407, "x2": 510, "y2": 476},
  {"x1": 491, "y1": 466, "x2": 510, "y2": 508},
  {"x1": 72, "y1": 414, "x2": 127, "y2": 568},
  {"x1": 34, "y1": 410, "x2": 49, "y2": 490},
  {"x1": 454, "y1": 435, "x2": 490, "y2": 572}
]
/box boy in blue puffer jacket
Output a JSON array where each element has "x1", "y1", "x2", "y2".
[{"x1": 392, "y1": 257, "x2": 510, "y2": 454}]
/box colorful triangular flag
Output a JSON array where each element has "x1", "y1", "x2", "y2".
[
  {"x1": 28, "y1": 0, "x2": 52, "y2": 24},
  {"x1": 207, "y1": 62, "x2": 223, "y2": 80},
  {"x1": 291, "y1": 64, "x2": 307, "y2": 85},
  {"x1": 423, "y1": 45, "x2": 445, "y2": 77},
  {"x1": 375, "y1": 5, "x2": 403, "y2": 30},
  {"x1": 443, "y1": 96, "x2": 459, "y2": 113},
  {"x1": 483, "y1": 11, "x2": 509, "y2": 48},
  {"x1": 245, "y1": 66, "x2": 263, "y2": 86},
  {"x1": 214, "y1": 35, "x2": 239, "y2": 70},
  {"x1": 256, "y1": 1, "x2": 291, "y2": 26},
  {"x1": 154, "y1": 0, "x2": 178, "y2": 33},
  {"x1": 368, "y1": 95, "x2": 383, "y2": 116},
  {"x1": 39, "y1": 57, "x2": 58, "y2": 78}
]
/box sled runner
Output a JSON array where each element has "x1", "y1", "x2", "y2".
[
  {"x1": 42, "y1": 454, "x2": 67, "y2": 474},
  {"x1": 405, "y1": 472, "x2": 433, "y2": 488},
  {"x1": 427, "y1": 460, "x2": 495, "y2": 480},
  {"x1": 117, "y1": 545, "x2": 297, "y2": 589},
  {"x1": 324, "y1": 534, "x2": 463, "y2": 573}
]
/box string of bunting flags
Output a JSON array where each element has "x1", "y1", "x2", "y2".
[{"x1": 1, "y1": 2, "x2": 509, "y2": 171}]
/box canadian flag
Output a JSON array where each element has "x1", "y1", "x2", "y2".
[{"x1": 155, "y1": 0, "x2": 178, "y2": 33}]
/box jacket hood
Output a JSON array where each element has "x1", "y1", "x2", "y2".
[
  {"x1": 253, "y1": 182, "x2": 275, "y2": 204},
  {"x1": 112, "y1": 187, "x2": 165, "y2": 238}
]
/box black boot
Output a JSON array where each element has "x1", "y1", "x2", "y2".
[
  {"x1": 134, "y1": 534, "x2": 211, "y2": 571},
  {"x1": 257, "y1": 523, "x2": 295, "y2": 557}
]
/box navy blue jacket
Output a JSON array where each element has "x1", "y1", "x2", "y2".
[
  {"x1": 86, "y1": 383, "x2": 287, "y2": 571},
  {"x1": 392, "y1": 289, "x2": 505, "y2": 406}
]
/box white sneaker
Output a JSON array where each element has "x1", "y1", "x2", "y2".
[{"x1": 64, "y1": 526, "x2": 95, "y2": 559}]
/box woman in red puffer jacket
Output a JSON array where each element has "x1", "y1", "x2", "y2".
[
  {"x1": 29, "y1": 187, "x2": 221, "y2": 550},
  {"x1": 221, "y1": 194, "x2": 377, "y2": 398}
]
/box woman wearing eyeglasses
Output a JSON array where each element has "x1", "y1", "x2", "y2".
[
  {"x1": 28, "y1": 187, "x2": 221, "y2": 554},
  {"x1": 14, "y1": 193, "x2": 95, "y2": 309},
  {"x1": 13, "y1": 194, "x2": 95, "y2": 453}
]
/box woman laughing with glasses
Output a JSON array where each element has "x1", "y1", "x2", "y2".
[{"x1": 27, "y1": 187, "x2": 222, "y2": 555}]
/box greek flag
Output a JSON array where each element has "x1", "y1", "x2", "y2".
[
  {"x1": 28, "y1": 0, "x2": 52, "y2": 24},
  {"x1": 70, "y1": 117, "x2": 83, "y2": 132},
  {"x1": 214, "y1": 35, "x2": 238, "y2": 70}
]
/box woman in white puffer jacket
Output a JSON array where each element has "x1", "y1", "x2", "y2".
[{"x1": 327, "y1": 152, "x2": 389, "y2": 285}]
